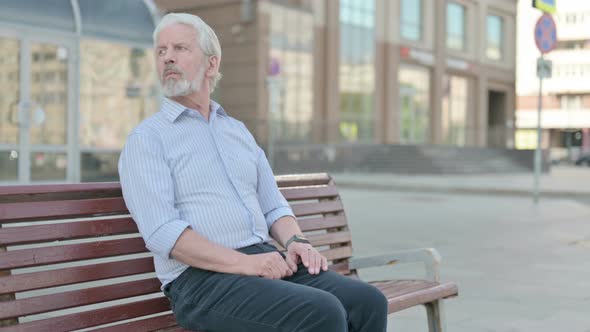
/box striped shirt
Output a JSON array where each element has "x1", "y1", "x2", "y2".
[{"x1": 118, "y1": 98, "x2": 294, "y2": 288}]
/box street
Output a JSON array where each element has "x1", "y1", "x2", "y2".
[{"x1": 339, "y1": 188, "x2": 590, "y2": 332}]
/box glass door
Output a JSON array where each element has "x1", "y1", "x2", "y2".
[
  {"x1": 0, "y1": 33, "x2": 76, "y2": 184},
  {"x1": 398, "y1": 65, "x2": 430, "y2": 144},
  {"x1": 400, "y1": 86, "x2": 417, "y2": 143},
  {"x1": 0, "y1": 36, "x2": 22, "y2": 182}
]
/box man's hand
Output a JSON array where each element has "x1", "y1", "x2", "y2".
[
  {"x1": 285, "y1": 242, "x2": 328, "y2": 275},
  {"x1": 243, "y1": 252, "x2": 293, "y2": 279}
]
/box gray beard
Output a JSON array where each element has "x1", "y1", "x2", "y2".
[
  {"x1": 162, "y1": 78, "x2": 197, "y2": 97},
  {"x1": 161, "y1": 66, "x2": 206, "y2": 97}
]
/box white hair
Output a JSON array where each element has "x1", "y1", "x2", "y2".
[{"x1": 153, "y1": 13, "x2": 222, "y2": 92}]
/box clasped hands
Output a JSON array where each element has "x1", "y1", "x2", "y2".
[{"x1": 244, "y1": 242, "x2": 328, "y2": 280}]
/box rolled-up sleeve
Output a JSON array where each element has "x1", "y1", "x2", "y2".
[
  {"x1": 118, "y1": 131, "x2": 190, "y2": 259},
  {"x1": 255, "y1": 146, "x2": 295, "y2": 228}
]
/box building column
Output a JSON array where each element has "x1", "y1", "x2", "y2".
[
  {"x1": 312, "y1": 1, "x2": 327, "y2": 144},
  {"x1": 476, "y1": 76, "x2": 488, "y2": 147},
  {"x1": 323, "y1": 0, "x2": 340, "y2": 143},
  {"x1": 431, "y1": 0, "x2": 447, "y2": 144},
  {"x1": 583, "y1": 128, "x2": 590, "y2": 153},
  {"x1": 374, "y1": 0, "x2": 387, "y2": 143},
  {"x1": 505, "y1": 83, "x2": 516, "y2": 148}
]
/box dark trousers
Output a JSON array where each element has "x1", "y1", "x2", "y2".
[{"x1": 163, "y1": 243, "x2": 388, "y2": 332}]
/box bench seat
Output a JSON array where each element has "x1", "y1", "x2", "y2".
[{"x1": 0, "y1": 173, "x2": 457, "y2": 331}]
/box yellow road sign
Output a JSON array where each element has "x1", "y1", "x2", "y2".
[{"x1": 532, "y1": 0, "x2": 556, "y2": 14}]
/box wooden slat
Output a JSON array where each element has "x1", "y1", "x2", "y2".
[
  {"x1": 291, "y1": 200, "x2": 344, "y2": 217},
  {"x1": 92, "y1": 314, "x2": 180, "y2": 332},
  {"x1": 0, "y1": 173, "x2": 329, "y2": 200},
  {"x1": 280, "y1": 185, "x2": 339, "y2": 201},
  {"x1": 0, "y1": 237, "x2": 147, "y2": 270},
  {"x1": 372, "y1": 280, "x2": 459, "y2": 313},
  {"x1": 389, "y1": 282, "x2": 458, "y2": 312},
  {"x1": 0, "y1": 218, "x2": 138, "y2": 246},
  {"x1": 270, "y1": 231, "x2": 351, "y2": 251},
  {"x1": 307, "y1": 231, "x2": 351, "y2": 247},
  {"x1": 0, "y1": 278, "x2": 161, "y2": 320},
  {"x1": 276, "y1": 173, "x2": 331, "y2": 188},
  {"x1": 0, "y1": 182, "x2": 121, "y2": 200},
  {"x1": 320, "y1": 246, "x2": 353, "y2": 261},
  {"x1": 374, "y1": 280, "x2": 432, "y2": 296},
  {"x1": 297, "y1": 215, "x2": 348, "y2": 232},
  {"x1": 0, "y1": 257, "x2": 154, "y2": 295},
  {"x1": 328, "y1": 262, "x2": 351, "y2": 275},
  {"x1": 0, "y1": 198, "x2": 128, "y2": 223},
  {"x1": 0, "y1": 297, "x2": 171, "y2": 332}
]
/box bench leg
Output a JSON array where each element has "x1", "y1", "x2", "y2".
[{"x1": 425, "y1": 300, "x2": 445, "y2": 332}]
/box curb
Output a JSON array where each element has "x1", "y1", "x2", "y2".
[{"x1": 336, "y1": 181, "x2": 590, "y2": 200}]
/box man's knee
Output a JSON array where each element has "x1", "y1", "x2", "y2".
[
  {"x1": 294, "y1": 291, "x2": 347, "y2": 332},
  {"x1": 346, "y1": 282, "x2": 388, "y2": 318},
  {"x1": 367, "y1": 284, "x2": 388, "y2": 313}
]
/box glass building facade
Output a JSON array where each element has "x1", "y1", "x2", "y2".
[
  {"x1": 79, "y1": 39, "x2": 158, "y2": 181},
  {"x1": 399, "y1": 65, "x2": 430, "y2": 144},
  {"x1": 0, "y1": 0, "x2": 158, "y2": 184},
  {"x1": 268, "y1": 2, "x2": 315, "y2": 143},
  {"x1": 1, "y1": 0, "x2": 518, "y2": 183},
  {"x1": 447, "y1": 2, "x2": 466, "y2": 51},
  {"x1": 442, "y1": 75, "x2": 469, "y2": 146},
  {"x1": 486, "y1": 15, "x2": 504, "y2": 60},
  {"x1": 339, "y1": 0, "x2": 376, "y2": 143},
  {"x1": 400, "y1": 0, "x2": 423, "y2": 42}
]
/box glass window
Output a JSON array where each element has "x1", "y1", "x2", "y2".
[
  {"x1": 30, "y1": 152, "x2": 67, "y2": 181},
  {"x1": 561, "y1": 95, "x2": 582, "y2": 110},
  {"x1": 340, "y1": 0, "x2": 376, "y2": 143},
  {"x1": 401, "y1": 0, "x2": 422, "y2": 41},
  {"x1": 486, "y1": 15, "x2": 503, "y2": 60},
  {"x1": 399, "y1": 65, "x2": 430, "y2": 144},
  {"x1": 268, "y1": 4, "x2": 315, "y2": 143},
  {"x1": 0, "y1": 38, "x2": 20, "y2": 146},
  {"x1": 447, "y1": 2, "x2": 466, "y2": 51},
  {"x1": 79, "y1": 39, "x2": 158, "y2": 150},
  {"x1": 442, "y1": 75, "x2": 468, "y2": 146},
  {"x1": 81, "y1": 152, "x2": 120, "y2": 182},
  {"x1": 0, "y1": 150, "x2": 18, "y2": 182},
  {"x1": 29, "y1": 43, "x2": 69, "y2": 146}
]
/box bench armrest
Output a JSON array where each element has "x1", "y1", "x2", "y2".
[{"x1": 348, "y1": 248, "x2": 441, "y2": 282}]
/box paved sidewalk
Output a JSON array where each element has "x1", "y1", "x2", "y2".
[
  {"x1": 332, "y1": 166, "x2": 590, "y2": 198},
  {"x1": 339, "y1": 187, "x2": 590, "y2": 332}
]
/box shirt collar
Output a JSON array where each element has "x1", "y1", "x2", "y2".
[{"x1": 162, "y1": 97, "x2": 226, "y2": 122}]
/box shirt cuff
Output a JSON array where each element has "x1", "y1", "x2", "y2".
[
  {"x1": 265, "y1": 207, "x2": 295, "y2": 228},
  {"x1": 145, "y1": 219, "x2": 191, "y2": 259}
]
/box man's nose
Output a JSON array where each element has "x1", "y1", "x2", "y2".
[{"x1": 164, "y1": 51, "x2": 176, "y2": 64}]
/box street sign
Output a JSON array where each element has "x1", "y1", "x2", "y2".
[
  {"x1": 532, "y1": 0, "x2": 556, "y2": 14},
  {"x1": 268, "y1": 57, "x2": 281, "y2": 76},
  {"x1": 534, "y1": 13, "x2": 557, "y2": 54},
  {"x1": 537, "y1": 57, "x2": 552, "y2": 78}
]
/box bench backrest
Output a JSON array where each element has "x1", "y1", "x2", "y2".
[{"x1": 0, "y1": 173, "x2": 353, "y2": 331}]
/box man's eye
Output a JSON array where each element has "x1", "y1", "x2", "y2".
[{"x1": 157, "y1": 49, "x2": 166, "y2": 56}]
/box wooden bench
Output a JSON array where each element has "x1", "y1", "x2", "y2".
[{"x1": 0, "y1": 173, "x2": 458, "y2": 332}]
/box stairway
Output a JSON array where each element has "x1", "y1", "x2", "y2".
[{"x1": 271, "y1": 144, "x2": 539, "y2": 175}]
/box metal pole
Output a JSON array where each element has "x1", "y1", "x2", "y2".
[{"x1": 533, "y1": 56, "x2": 543, "y2": 204}]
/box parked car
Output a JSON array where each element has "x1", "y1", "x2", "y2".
[{"x1": 575, "y1": 154, "x2": 590, "y2": 166}]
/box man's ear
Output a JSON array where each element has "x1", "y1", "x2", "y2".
[{"x1": 207, "y1": 55, "x2": 220, "y2": 77}]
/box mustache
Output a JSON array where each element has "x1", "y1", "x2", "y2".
[{"x1": 163, "y1": 65, "x2": 184, "y2": 77}]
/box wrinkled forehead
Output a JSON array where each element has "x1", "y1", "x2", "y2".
[{"x1": 156, "y1": 23, "x2": 199, "y2": 47}]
